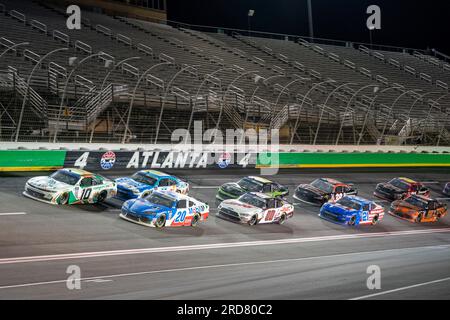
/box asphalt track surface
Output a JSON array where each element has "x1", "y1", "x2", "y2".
[{"x1": 0, "y1": 168, "x2": 450, "y2": 300}]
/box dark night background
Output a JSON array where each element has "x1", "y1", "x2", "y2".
[{"x1": 167, "y1": 0, "x2": 450, "y2": 54}]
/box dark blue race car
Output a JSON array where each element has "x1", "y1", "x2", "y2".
[
  {"x1": 319, "y1": 196, "x2": 385, "y2": 226},
  {"x1": 443, "y1": 183, "x2": 450, "y2": 196},
  {"x1": 115, "y1": 170, "x2": 189, "y2": 200}
]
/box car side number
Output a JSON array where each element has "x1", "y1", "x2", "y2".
[
  {"x1": 265, "y1": 209, "x2": 276, "y2": 221},
  {"x1": 80, "y1": 188, "x2": 91, "y2": 200},
  {"x1": 174, "y1": 210, "x2": 187, "y2": 223},
  {"x1": 362, "y1": 211, "x2": 369, "y2": 221}
]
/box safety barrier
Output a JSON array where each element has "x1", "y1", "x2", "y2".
[
  {"x1": 256, "y1": 152, "x2": 450, "y2": 169},
  {"x1": 1, "y1": 148, "x2": 450, "y2": 172},
  {"x1": 0, "y1": 150, "x2": 66, "y2": 171}
]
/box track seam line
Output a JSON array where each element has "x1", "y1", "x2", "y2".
[{"x1": 0, "y1": 228, "x2": 450, "y2": 265}]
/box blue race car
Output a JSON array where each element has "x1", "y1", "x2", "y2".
[
  {"x1": 120, "y1": 190, "x2": 209, "y2": 228},
  {"x1": 443, "y1": 183, "x2": 450, "y2": 196},
  {"x1": 115, "y1": 170, "x2": 189, "y2": 200},
  {"x1": 319, "y1": 195, "x2": 385, "y2": 226}
]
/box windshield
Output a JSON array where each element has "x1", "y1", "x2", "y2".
[
  {"x1": 239, "y1": 193, "x2": 267, "y2": 209},
  {"x1": 50, "y1": 170, "x2": 80, "y2": 186},
  {"x1": 336, "y1": 198, "x2": 361, "y2": 211},
  {"x1": 389, "y1": 178, "x2": 410, "y2": 191},
  {"x1": 405, "y1": 196, "x2": 427, "y2": 209},
  {"x1": 144, "y1": 193, "x2": 175, "y2": 208},
  {"x1": 311, "y1": 179, "x2": 333, "y2": 193},
  {"x1": 237, "y1": 177, "x2": 264, "y2": 192},
  {"x1": 132, "y1": 172, "x2": 158, "y2": 186}
]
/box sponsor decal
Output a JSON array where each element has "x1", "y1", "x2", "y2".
[
  {"x1": 66, "y1": 151, "x2": 257, "y2": 170},
  {"x1": 100, "y1": 151, "x2": 116, "y2": 170},
  {"x1": 217, "y1": 152, "x2": 231, "y2": 169}
]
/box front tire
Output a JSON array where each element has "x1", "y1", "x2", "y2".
[
  {"x1": 248, "y1": 215, "x2": 258, "y2": 226},
  {"x1": 191, "y1": 214, "x2": 200, "y2": 227},
  {"x1": 155, "y1": 214, "x2": 166, "y2": 228},
  {"x1": 59, "y1": 192, "x2": 69, "y2": 205},
  {"x1": 348, "y1": 215, "x2": 357, "y2": 226},
  {"x1": 415, "y1": 213, "x2": 423, "y2": 223}
]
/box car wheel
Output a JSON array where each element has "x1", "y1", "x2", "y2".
[
  {"x1": 436, "y1": 213, "x2": 441, "y2": 221},
  {"x1": 59, "y1": 193, "x2": 69, "y2": 205},
  {"x1": 415, "y1": 213, "x2": 423, "y2": 223},
  {"x1": 155, "y1": 214, "x2": 166, "y2": 228},
  {"x1": 191, "y1": 214, "x2": 200, "y2": 227},
  {"x1": 248, "y1": 215, "x2": 258, "y2": 226},
  {"x1": 97, "y1": 191, "x2": 107, "y2": 203},
  {"x1": 348, "y1": 215, "x2": 357, "y2": 226},
  {"x1": 277, "y1": 214, "x2": 286, "y2": 225},
  {"x1": 371, "y1": 215, "x2": 379, "y2": 225},
  {"x1": 141, "y1": 191, "x2": 151, "y2": 198}
]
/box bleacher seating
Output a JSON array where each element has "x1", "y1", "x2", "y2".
[{"x1": 0, "y1": 0, "x2": 448, "y2": 145}]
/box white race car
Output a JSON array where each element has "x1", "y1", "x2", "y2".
[
  {"x1": 217, "y1": 192, "x2": 294, "y2": 225},
  {"x1": 24, "y1": 168, "x2": 117, "y2": 205}
]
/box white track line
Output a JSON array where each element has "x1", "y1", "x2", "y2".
[
  {"x1": 350, "y1": 276, "x2": 450, "y2": 300},
  {"x1": 1, "y1": 244, "x2": 449, "y2": 291},
  {"x1": 0, "y1": 228, "x2": 449, "y2": 265},
  {"x1": 0, "y1": 212, "x2": 26, "y2": 216},
  {"x1": 190, "y1": 186, "x2": 221, "y2": 189}
]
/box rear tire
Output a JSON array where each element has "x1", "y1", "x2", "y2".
[
  {"x1": 59, "y1": 193, "x2": 69, "y2": 205},
  {"x1": 277, "y1": 214, "x2": 286, "y2": 225},
  {"x1": 371, "y1": 215, "x2": 379, "y2": 225},
  {"x1": 97, "y1": 191, "x2": 107, "y2": 203},
  {"x1": 155, "y1": 214, "x2": 166, "y2": 228}
]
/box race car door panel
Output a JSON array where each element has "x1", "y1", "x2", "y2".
[{"x1": 79, "y1": 177, "x2": 94, "y2": 203}]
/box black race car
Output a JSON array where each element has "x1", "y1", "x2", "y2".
[
  {"x1": 216, "y1": 176, "x2": 289, "y2": 203},
  {"x1": 293, "y1": 178, "x2": 357, "y2": 205},
  {"x1": 373, "y1": 177, "x2": 430, "y2": 201}
]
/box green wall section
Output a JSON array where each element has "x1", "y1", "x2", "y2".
[
  {"x1": 0, "y1": 150, "x2": 66, "y2": 171},
  {"x1": 257, "y1": 152, "x2": 450, "y2": 168},
  {"x1": 1, "y1": 150, "x2": 450, "y2": 172}
]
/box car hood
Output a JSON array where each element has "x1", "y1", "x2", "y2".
[
  {"x1": 297, "y1": 184, "x2": 327, "y2": 196},
  {"x1": 220, "y1": 182, "x2": 247, "y2": 195},
  {"x1": 220, "y1": 199, "x2": 261, "y2": 215},
  {"x1": 125, "y1": 199, "x2": 170, "y2": 216},
  {"x1": 27, "y1": 176, "x2": 72, "y2": 192},
  {"x1": 116, "y1": 177, "x2": 153, "y2": 193},
  {"x1": 392, "y1": 200, "x2": 422, "y2": 211},
  {"x1": 323, "y1": 202, "x2": 358, "y2": 216}
]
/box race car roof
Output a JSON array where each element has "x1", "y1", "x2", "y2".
[
  {"x1": 248, "y1": 176, "x2": 272, "y2": 184},
  {"x1": 249, "y1": 192, "x2": 274, "y2": 199},
  {"x1": 398, "y1": 177, "x2": 417, "y2": 184},
  {"x1": 344, "y1": 195, "x2": 373, "y2": 205},
  {"x1": 409, "y1": 194, "x2": 432, "y2": 201},
  {"x1": 152, "y1": 190, "x2": 189, "y2": 201},
  {"x1": 322, "y1": 178, "x2": 343, "y2": 185},
  {"x1": 63, "y1": 168, "x2": 92, "y2": 176},
  {"x1": 140, "y1": 170, "x2": 171, "y2": 178}
]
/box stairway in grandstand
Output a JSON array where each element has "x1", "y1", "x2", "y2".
[{"x1": 0, "y1": 0, "x2": 449, "y2": 144}]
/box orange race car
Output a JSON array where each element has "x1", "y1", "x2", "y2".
[{"x1": 389, "y1": 194, "x2": 447, "y2": 223}]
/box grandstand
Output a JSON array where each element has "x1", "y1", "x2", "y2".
[{"x1": 0, "y1": 0, "x2": 449, "y2": 145}]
